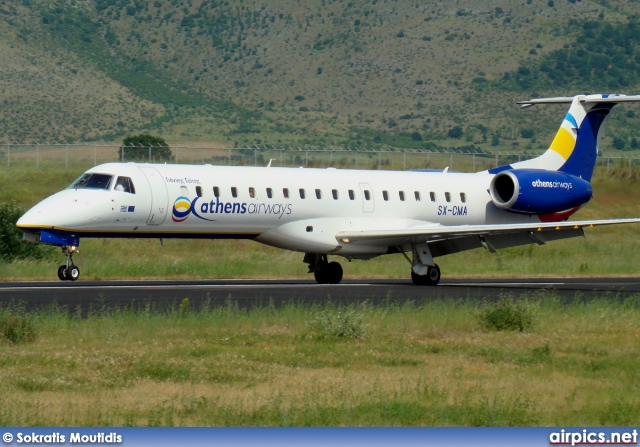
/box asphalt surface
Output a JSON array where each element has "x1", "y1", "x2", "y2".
[{"x1": 1, "y1": 277, "x2": 639, "y2": 313}]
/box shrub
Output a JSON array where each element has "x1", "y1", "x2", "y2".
[
  {"x1": 308, "y1": 306, "x2": 367, "y2": 339},
  {"x1": 178, "y1": 297, "x2": 190, "y2": 318},
  {"x1": 0, "y1": 202, "x2": 53, "y2": 263},
  {"x1": 477, "y1": 296, "x2": 536, "y2": 332},
  {"x1": 0, "y1": 307, "x2": 36, "y2": 344}
]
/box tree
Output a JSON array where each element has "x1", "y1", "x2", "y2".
[
  {"x1": 520, "y1": 129, "x2": 534, "y2": 139},
  {"x1": 410, "y1": 131, "x2": 423, "y2": 141},
  {"x1": 119, "y1": 134, "x2": 173, "y2": 162},
  {"x1": 448, "y1": 126, "x2": 463, "y2": 139},
  {"x1": 613, "y1": 137, "x2": 626, "y2": 150}
]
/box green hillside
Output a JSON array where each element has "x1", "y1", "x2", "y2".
[{"x1": 1, "y1": 0, "x2": 640, "y2": 152}]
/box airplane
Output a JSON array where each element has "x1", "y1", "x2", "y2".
[{"x1": 16, "y1": 93, "x2": 640, "y2": 284}]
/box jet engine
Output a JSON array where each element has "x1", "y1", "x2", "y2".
[{"x1": 489, "y1": 169, "x2": 592, "y2": 215}]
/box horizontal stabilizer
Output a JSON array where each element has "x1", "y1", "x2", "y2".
[{"x1": 518, "y1": 94, "x2": 640, "y2": 108}]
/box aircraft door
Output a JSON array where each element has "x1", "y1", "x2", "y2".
[
  {"x1": 359, "y1": 183, "x2": 375, "y2": 213},
  {"x1": 138, "y1": 166, "x2": 169, "y2": 225}
]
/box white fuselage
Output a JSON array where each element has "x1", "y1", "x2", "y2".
[{"x1": 17, "y1": 162, "x2": 536, "y2": 258}]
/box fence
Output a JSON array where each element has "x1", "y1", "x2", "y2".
[{"x1": 1, "y1": 142, "x2": 639, "y2": 173}]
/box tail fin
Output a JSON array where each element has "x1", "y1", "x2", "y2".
[{"x1": 489, "y1": 94, "x2": 640, "y2": 182}]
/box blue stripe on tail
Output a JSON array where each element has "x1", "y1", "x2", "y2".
[{"x1": 559, "y1": 104, "x2": 614, "y2": 182}]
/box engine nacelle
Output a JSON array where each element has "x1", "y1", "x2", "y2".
[{"x1": 489, "y1": 169, "x2": 592, "y2": 215}]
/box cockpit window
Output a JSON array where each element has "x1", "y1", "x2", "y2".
[
  {"x1": 114, "y1": 176, "x2": 136, "y2": 194},
  {"x1": 68, "y1": 173, "x2": 113, "y2": 190}
]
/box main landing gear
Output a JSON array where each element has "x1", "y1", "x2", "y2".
[
  {"x1": 304, "y1": 253, "x2": 343, "y2": 284},
  {"x1": 399, "y1": 243, "x2": 441, "y2": 286},
  {"x1": 57, "y1": 246, "x2": 80, "y2": 281},
  {"x1": 411, "y1": 264, "x2": 441, "y2": 286}
]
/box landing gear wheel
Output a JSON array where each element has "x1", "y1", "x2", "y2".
[
  {"x1": 327, "y1": 261, "x2": 343, "y2": 284},
  {"x1": 314, "y1": 267, "x2": 329, "y2": 284},
  {"x1": 427, "y1": 264, "x2": 441, "y2": 285},
  {"x1": 411, "y1": 264, "x2": 440, "y2": 286},
  {"x1": 57, "y1": 265, "x2": 68, "y2": 281},
  {"x1": 65, "y1": 265, "x2": 80, "y2": 282},
  {"x1": 306, "y1": 254, "x2": 344, "y2": 285},
  {"x1": 313, "y1": 261, "x2": 344, "y2": 284}
]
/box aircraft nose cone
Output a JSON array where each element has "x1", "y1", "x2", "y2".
[
  {"x1": 16, "y1": 202, "x2": 53, "y2": 230},
  {"x1": 16, "y1": 190, "x2": 82, "y2": 230}
]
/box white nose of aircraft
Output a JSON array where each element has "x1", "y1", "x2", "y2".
[
  {"x1": 17, "y1": 190, "x2": 96, "y2": 231},
  {"x1": 17, "y1": 195, "x2": 64, "y2": 231}
]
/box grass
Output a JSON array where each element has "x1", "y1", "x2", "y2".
[{"x1": 0, "y1": 293, "x2": 639, "y2": 426}]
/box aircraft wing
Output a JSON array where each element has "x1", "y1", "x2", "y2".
[{"x1": 336, "y1": 218, "x2": 640, "y2": 256}]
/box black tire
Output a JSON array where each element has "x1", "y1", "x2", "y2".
[
  {"x1": 426, "y1": 264, "x2": 441, "y2": 286},
  {"x1": 66, "y1": 265, "x2": 80, "y2": 282},
  {"x1": 411, "y1": 270, "x2": 427, "y2": 286},
  {"x1": 327, "y1": 261, "x2": 343, "y2": 284},
  {"x1": 314, "y1": 263, "x2": 329, "y2": 284},
  {"x1": 411, "y1": 264, "x2": 440, "y2": 286},
  {"x1": 57, "y1": 265, "x2": 68, "y2": 281}
]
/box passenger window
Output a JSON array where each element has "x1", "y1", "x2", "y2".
[
  {"x1": 348, "y1": 190, "x2": 355, "y2": 200},
  {"x1": 332, "y1": 189, "x2": 338, "y2": 200},
  {"x1": 196, "y1": 186, "x2": 203, "y2": 197},
  {"x1": 315, "y1": 189, "x2": 322, "y2": 199},
  {"x1": 283, "y1": 188, "x2": 290, "y2": 199},
  {"x1": 299, "y1": 188, "x2": 306, "y2": 199},
  {"x1": 460, "y1": 192, "x2": 467, "y2": 203},
  {"x1": 445, "y1": 192, "x2": 451, "y2": 202},
  {"x1": 399, "y1": 191, "x2": 405, "y2": 201},
  {"x1": 249, "y1": 187, "x2": 256, "y2": 198},
  {"x1": 267, "y1": 188, "x2": 273, "y2": 199},
  {"x1": 383, "y1": 190, "x2": 389, "y2": 201},
  {"x1": 430, "y1": 192, "x2": 436, "y2": 202},
  {"x1": 231, "y1": 187, "x2": 238, "y2": 198},
  {"x1": 213, "y1": 186, "x2": 220, "y2": 198},
  {"x1": 364, "y1": 190, "x2": 371, "y2": 201},
  {"x1": 114, "y1": 176, "x2": 136, "y2": 194},
  {"x1": 180, "y1": 186, "x2": 188, "y2": 196},
  {"x1": 414, "y1": 191, "x2": 421, "y2": 201}
]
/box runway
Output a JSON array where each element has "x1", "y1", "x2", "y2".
[{"x1": 0, "y1": 278, "x2": 638, "y2": 312}]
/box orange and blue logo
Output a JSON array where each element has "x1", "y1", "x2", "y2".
[{"x1": 172, "y1": 196, "x2": 219, "y2": 222}]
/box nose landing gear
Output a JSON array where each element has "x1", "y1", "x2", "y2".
[{"x1": 57, "y1": 246, "x2": 80, "y2": 281}]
